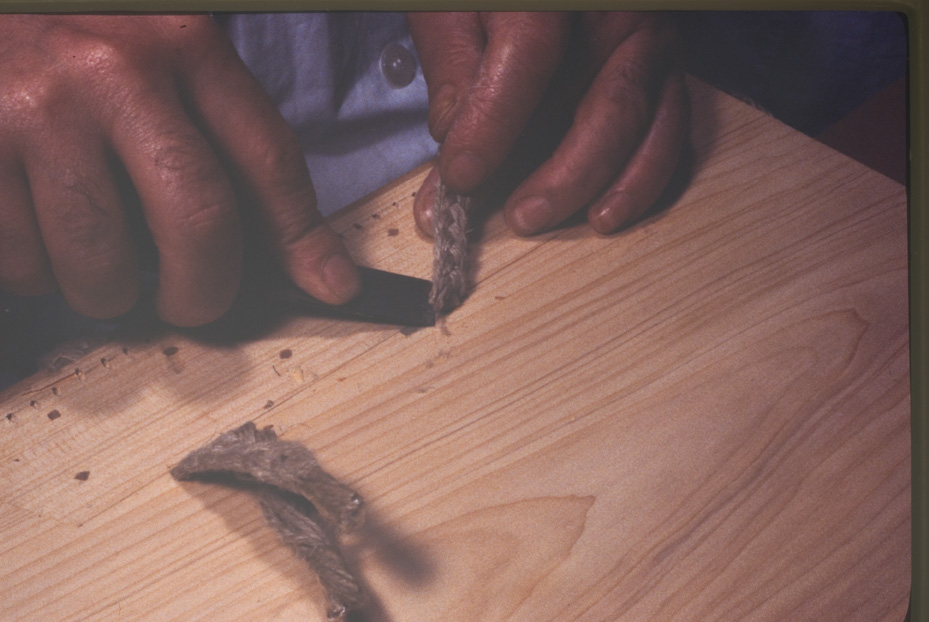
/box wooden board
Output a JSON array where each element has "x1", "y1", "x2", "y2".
[{"x1": 0, "y1": 77, "x2": 910, "y2": 622}]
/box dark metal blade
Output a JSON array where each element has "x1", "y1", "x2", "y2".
[{"x1": 269, "y1": 266, "x2": 435, "y2": 327}]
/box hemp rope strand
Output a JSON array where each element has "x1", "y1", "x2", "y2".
[
  {"x1": 170, "y1": 422, "x2": 365, "y2": 619},
  {"x1": 255, "y1": 487, "x2": 365, "y2": 619},
  {"x1": 430, "y1": 178, "x2": 471, "y2": 314}
]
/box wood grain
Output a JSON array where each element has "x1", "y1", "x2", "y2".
[{"x1": 0, "y1": 77, "x2": 909, "y2": 622}]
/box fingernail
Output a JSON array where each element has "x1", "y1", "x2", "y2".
[
  {"x1": 446, "y1": 152, "x2": 487, "y2": 191},
  {"x1": 323, "y1": 252, "x2": 361, "y2": 302},
  {"x1": 418, "y1": 204, "x2": 435, "y2": 236},
  {"x1": 591, "y1": 192, "x2": 633, "y2": 234},
  {"x1": 510, "y1": 195, "x2": 553, "y2": 235},
  {"x1": 591, "y1": 202, "x2": 619, "y2": 234}
]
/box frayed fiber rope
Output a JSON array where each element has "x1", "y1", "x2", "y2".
[
  {"x1": 170, "y1": 422, "x2": 365, "y2": 620},
  {"x1": 430, "y1": 178, "x2": 471, "y2": 314}
]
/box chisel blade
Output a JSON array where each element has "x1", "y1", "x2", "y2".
[{"x1": 270, "y1": 266, "x2": 435, "y2": 327}]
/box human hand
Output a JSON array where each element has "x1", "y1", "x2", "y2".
[
  {"x1": 407, "y1": 12, "x2": 688, "y2": 236},
  {"x1": 0, "y1": 14, "x2": 359, "y2": 327}
]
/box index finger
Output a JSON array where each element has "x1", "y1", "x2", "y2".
[
  {"x1": 173, "y1": 18, "x2": 361, "y2": 306},
  {"x1": 407, "y1": 12, "x2": 483, "y2": 143},
  {"x1": 413, "y1": 12, "x2": 570, "y2": 193}
]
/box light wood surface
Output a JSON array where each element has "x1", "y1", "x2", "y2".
[{"x1": 0, "y1": 77, "x2": 910, "y2": 622}]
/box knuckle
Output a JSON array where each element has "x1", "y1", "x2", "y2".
[
  {"x1": 139, "y1": 130, "x2": 239, "y2": 246},
  {"x1": 0, "y1": 35, "x2": 134, "y2": 135},
  {"x1": 149, "y1": 136, "x2": 233, "y2": 214},
  {"x1": 57, "y1": 215, "x2": 133, "y2": 289},
  {"x1": 597, "y1": 59, "x2": 652, "y2": 127},
  {"x1": 463, "y1": 84, "x2": 513, "y2": 130},
  {"x1": 54, "y1": 174, "x2": 117, "y2": 251},
  {"x1": 64, "y1": 33, "x2": 133, "y2": 78},
  {"x1": 174, "y1": 193, "x2": 237, "y2": 243},
  {"x1": 149, "y1": 128, "x2": 209, "y2": 177},
  {"x1": 254, "y1": 135, "x2": 314, "y2": 200},
  {"x1": 0, "y1": 71, "x2": 62, "y2": 135},
  {"x1": 428, "y1": 86, "x2": 461, "y2": 141},
  {"x1": 276, "y1": 213, "x2": 327, "y2": 257},
  {"x1": 61, "y1": 209, "x2": 111, "y2": 254}
]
